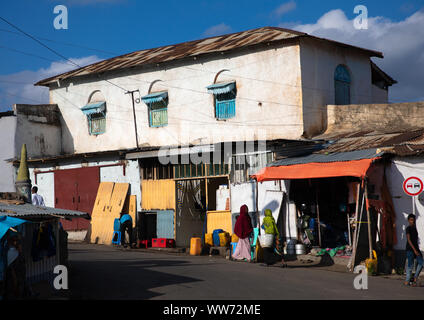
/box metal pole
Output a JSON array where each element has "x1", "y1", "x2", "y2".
[
  {"x1": 365, "y1": 183, "x2": 373, "y2": 259},
  {"x1": 315, "y1": 186, "x2": 322, "y2": 247},
  {"x1": 125, "y1": 90, "x2": 140, "y2": 149},
  {"x1": 413, "y1": 196, "x2": 416, "y2": 216},
  {"x1": 347, "y1": 213, "x2": 352, "y2": 246},
  {"x1": 350, "y1": 181, "x2": 364, "y2": 271}
]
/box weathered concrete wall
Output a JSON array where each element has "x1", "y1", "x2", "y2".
[
  {"x1": 0, "y1": 114, "x2": 17, "y2": 192},
  {"x1": 299, "y1": 37, "x2": 382, "y2": 137},
  {"x1": 326, "y1": 101, "x2": 424, "y2": 134},
  {"x1": 50, "y1": 42, "x2": 304, "y2": 154},
  {"x1": 14, "y1": 104, "x2": 62, "y2": 159}
]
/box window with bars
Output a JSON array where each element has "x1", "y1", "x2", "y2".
[
  {"x1": 88, "y1": 112, "x2": 106, "y2": 135},
  {"x1": 173, "y1": 163, "x2": 229, "y2": 179},
  {"x1": 81, "y1": 101, "x2": 107, "y2": 136},
  {"x1": 140, "y1": 158, "x2": 173, "y2": 180},
  {"x1": 141, "y1": 91, "x2": 169, "y2": 128},
  {"x1": 149, "y1": 100, "x2": 168, "y2": 127},
  {"x1": 230, "y1": 152, "x2": 273, "y2": 183}
]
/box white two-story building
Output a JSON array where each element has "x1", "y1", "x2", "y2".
[{"x1": 5, "y1": 27, "x2": 395, "y2": 245}]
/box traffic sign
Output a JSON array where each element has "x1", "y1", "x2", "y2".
[{"x1": 403, "y1": 176, "x2": 424, "y2": 197}]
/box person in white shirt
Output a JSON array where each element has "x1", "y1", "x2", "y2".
[{"x1": 31, "y1": 186, "x2": 45, "y2": 206}]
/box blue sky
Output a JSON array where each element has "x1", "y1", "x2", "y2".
[{"x1": 0, "y1": 0, "x2": 423, "y2": 110}]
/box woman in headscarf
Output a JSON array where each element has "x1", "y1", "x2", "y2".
[
  {"x1": 232, "y1": 205, "x2": 253, "y2": 262},
  {"x1": 261, "y1": 209, "x2": 286, "y2": 267}
]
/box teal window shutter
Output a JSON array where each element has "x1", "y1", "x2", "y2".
[
  {"x1": 141, "y1": 91, "x2": 169, "y2": 127},
  {"x1": 206, "y1": 81, "x2": 237, "y2": 120},
  {"x1": 81, "y1": 102, "x2": 106, "y2": 135}
]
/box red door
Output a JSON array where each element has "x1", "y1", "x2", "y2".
[
  {"x1": 75, "y1": 168, "x2": 100, "y2": 230},
  {"x1": 54, "y1": 167, "x2": 100, "y2": 231}
]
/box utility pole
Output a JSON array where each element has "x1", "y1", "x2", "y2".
[{"x1": 125, "y1": 89, "x2": 140, "y2": 149}]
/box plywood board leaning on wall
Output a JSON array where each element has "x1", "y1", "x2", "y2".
[
  {"x1": 122, "y1": 195, "x2": 137, "y2": 227},
  {"x1": 90, "y1": 182, "x2": 114, "y2": 244},
  {"x1": 90, "y1": 182, "x2": 130, "y2": 244}
]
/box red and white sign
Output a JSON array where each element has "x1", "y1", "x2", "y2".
[{"x1": 403, "y1": 177, "x2": 424, "y2": 196}]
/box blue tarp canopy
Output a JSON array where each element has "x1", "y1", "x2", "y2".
[
  {"x1": 141, "y1": 91, "x2": 168, "y2": 104},
  {"x1": 81, "y1": 101, "x2": 106, "y2": 115},
  {"x1": 206, "y1": 81, "x2": 236, "y2": 95},
  {"x1": 0, "y1": 216, "x2": 26, "y2": 240}
]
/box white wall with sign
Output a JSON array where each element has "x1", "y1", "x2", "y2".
[{"x1": 386, "y1": 157, "x2": 424, "y2": 251}]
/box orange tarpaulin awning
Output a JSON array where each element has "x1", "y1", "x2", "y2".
[{"x1": 252, "y1": 158, "x2": 380, "y2": 182}]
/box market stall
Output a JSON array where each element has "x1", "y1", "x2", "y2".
[{"x1": 252, "y1": 149, "x2": 395, "y2": 270}]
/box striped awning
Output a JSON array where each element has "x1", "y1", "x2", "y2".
[
  {"x1": 141, "y1": 91, "x2": 168, "y2": 104},
  {"x1": 81, "y1": 101, "x2": 106, "y2": 115},
  {"x1": 206, "y1": 81, "x2": 236, "y2": 95}
]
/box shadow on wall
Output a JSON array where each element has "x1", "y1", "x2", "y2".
[{"x1": 60, "y1": 114, "x2": 75, "y2": 155}]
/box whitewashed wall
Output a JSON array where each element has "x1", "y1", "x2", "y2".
[
  {"x1": 0, "y1": 115, "x2": 17, "y2": 192},
  {"x1": 50, "y1": 43, "x2": 304, "y2": 155},
  {"x1": 299, "y1": 37, "x2": 384, "y2": 136},
  {"x1": 230, "y1": 180, "x2": 295, "y2": 239},
  {"x1": 386, "y1": 157, "x2": 424, "y2": 252}
]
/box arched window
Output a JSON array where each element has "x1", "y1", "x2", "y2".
[
  {"x1": 81, "y1": 90, "x2": 106, "y2": 135},
  {"x1": 334, "y1": 65, "x2": 351, "y2": 105}
]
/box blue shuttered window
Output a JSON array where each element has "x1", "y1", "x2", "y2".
[
  {"x1": 216, "y1": 95, "x2": 236, "y2": 119},
  {"x1": 206, "y1": 81, "x2": 237, "y2": 120},
  {"x1": 141, "y1": 91, "x2": 169, "y2": 127},
  {"x1": 81, "y1": 101, "x2": 107, "y2": 135}
]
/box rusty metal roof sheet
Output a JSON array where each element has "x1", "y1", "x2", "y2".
[
  {"x1": 315, "y1": 129, "x2": 424, "y2": 155},
  {"x1": 35, "y1": 27, "x2": 383, "y2": 86}
]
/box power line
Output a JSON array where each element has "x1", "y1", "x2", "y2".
[
  {"x1": 0, "y1": 16, "x2": 128, "y2": 93},
  {"x1": 0, "y1": 45, "x2": 75, "y2": 66},
  {"x1": 0, "y1": 28, "x2": 119, "y2": 56}
]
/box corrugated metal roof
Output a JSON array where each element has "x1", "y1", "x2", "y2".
[
  {"x1": 35, "y1": 27, "x2": 383, "y2": 86},
  {"x1": 269, "y1": 148, "x2": 384, "y2": 167},
  {"x1": 0, "y1": 203, "x2": 90, "y2": 219},
  {"x1": 314, "y1": 129, "x2": 424, "y2": 155}
]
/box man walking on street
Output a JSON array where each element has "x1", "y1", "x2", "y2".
[
  {"x1": 120, "y1": 213, "x2": 133, "y2": 248},
  {"x1": 31, "y1": 186, "x2": 45, "y2": 206},
  {"x1": 404, "y1": 214, "x2": 423, "y2": 287}
]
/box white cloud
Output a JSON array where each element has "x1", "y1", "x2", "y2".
[
  {"x1": 203, "y1": 23, "x2": 232, "y2": 37},
  {"x1": 289, "y1": 8, "x2": 424, "y2": 102},
  {"x1": 273, "y1": 1, "x2": 296, "y2": 18},
  {"x1": 0, "y1": 55, "x2": 100, "y2": 111}
]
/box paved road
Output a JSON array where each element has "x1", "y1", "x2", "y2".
[{"x1": 68, "y1": 243, "x2": 423, "y2": 300}]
